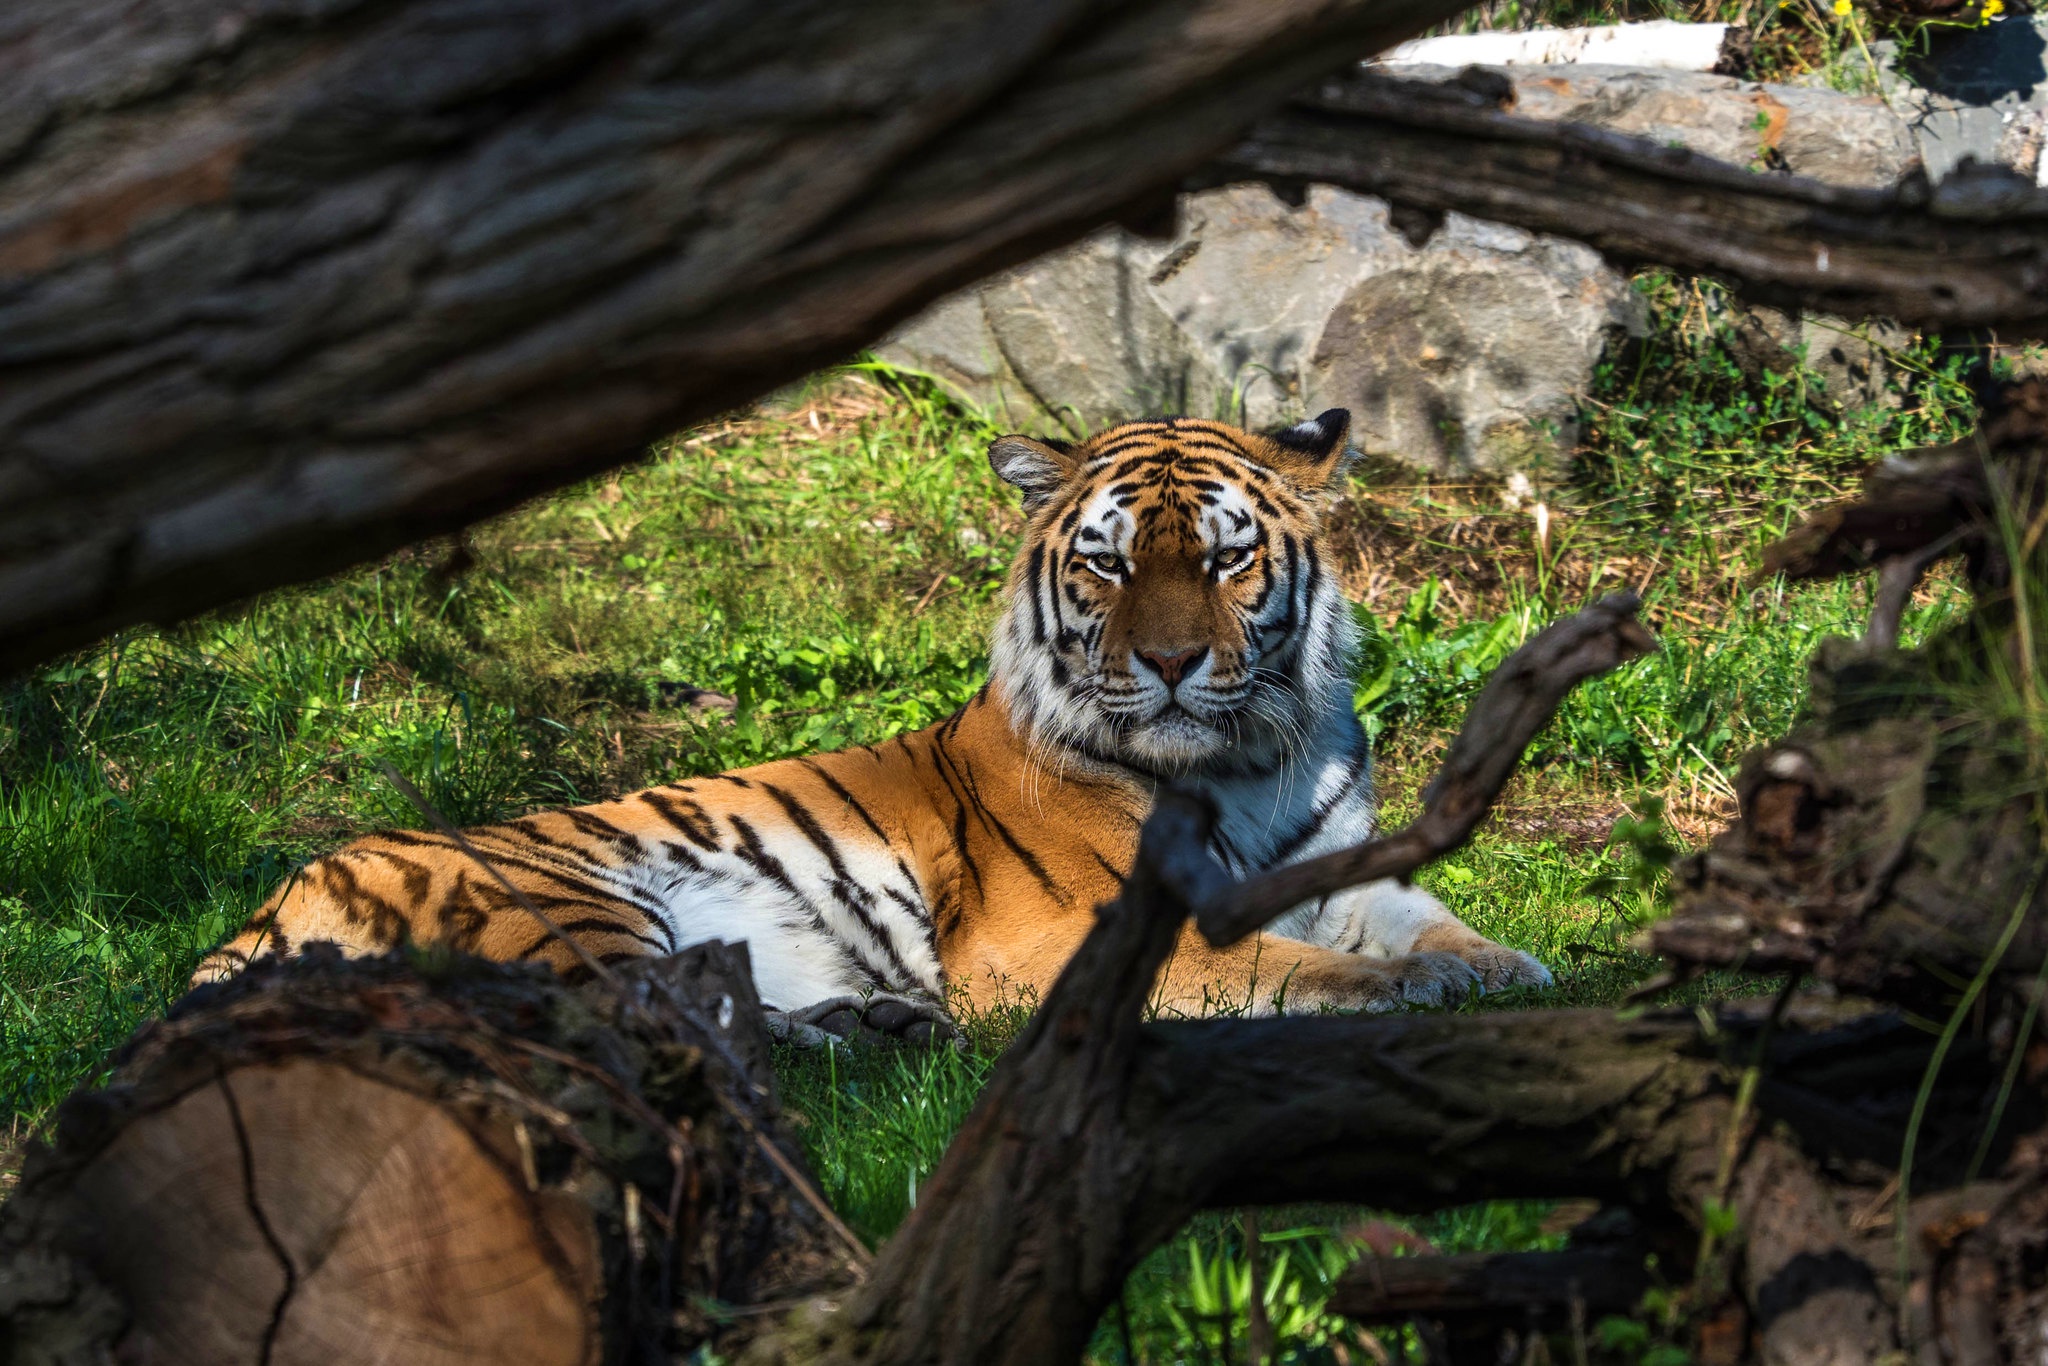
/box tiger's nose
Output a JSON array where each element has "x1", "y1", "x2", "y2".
[{"x1": 1137, "y1": 646, "x2": 1207, "y2": 686}]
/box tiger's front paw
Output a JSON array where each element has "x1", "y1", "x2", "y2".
[
  {"x1": 1409, "y1": 924, "x2": 1555, "y2": 993},
  {"x1": 767, "y1": 992, "x2": 963, "y2": 1050},
  {"x1": 1377, "y1": 951, "x2": 1484, "y2": 1009},
  {"x1": 1461, "y1": 943, "x2": 1554, "y2": 991}
]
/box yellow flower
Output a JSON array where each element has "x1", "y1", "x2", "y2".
[
  {"x1": 1983, "y1": 0, "x2": 2005, "y2": 16},
  {"x1": 1832, "y1": 0, "x2": 1853, "y2": 14}
]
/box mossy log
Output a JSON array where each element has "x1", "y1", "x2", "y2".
[{"x1": 0, "y1": 943, "x2": 855, "y2": 1365}]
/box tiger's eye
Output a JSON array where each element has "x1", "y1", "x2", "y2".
[
  {"x1": 1212, "y1": 546, "x2": 1252, "y2": 573},
  {"x1": 1088, "y1": 552, "x2": 1125, "y2": 577}
]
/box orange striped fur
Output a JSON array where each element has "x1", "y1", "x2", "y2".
[{"x1": 196, "y1": 412, "x2": 1550, "y2": 1015}]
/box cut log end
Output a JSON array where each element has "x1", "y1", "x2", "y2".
[
  {"x1": 69, "y1": 1060, "x2": 601, "y2": 1366},
  {"x1": 0, "y1": 943, "x2": 851, "y2": 1366}
]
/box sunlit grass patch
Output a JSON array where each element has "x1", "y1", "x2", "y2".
[{"x1": 0, "y1": 314, "x2": 2001, "y2": 1358}]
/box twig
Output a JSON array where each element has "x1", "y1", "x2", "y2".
[
  {"x1": 1244, "y1": 1209, "x2": 1273, "y2": 1366},
  {"x1": 1865, "y1": 530, "x2": 1965, "y2": 649},
  {"x1": 1189, "y1": 594, "x2": 1657, "y2": 947}
]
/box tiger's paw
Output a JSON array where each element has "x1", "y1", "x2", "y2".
[
  {"x1": 1459, "y1": 943, "x2": 1555, "y2": 992},
  {"x1": 1372, "y1": 951, "x2": 1483, "y2": 1010},
  {"x1": 767, "y1": 992, "x2": 964, "y2": 1050},
  {"x1": 1408, "y1": 925, "x2": 1555, "y2": 994}
]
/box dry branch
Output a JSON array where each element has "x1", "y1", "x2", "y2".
[
  {"x1": 1202, "y1": 67, "x2": 2048, "y2": 334},
  {"x1": 1325, "y1": 1243, "x2": 1652, "y2": 1326},
  {"x1": 0, "y1": 0, "x2": 1483, "y2": 677}
]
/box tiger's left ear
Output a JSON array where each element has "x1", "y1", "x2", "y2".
[
  {"x1": 1266, "y1": 408, "x2": 1354, "y2": 493},
  {"x1": 989, "y1": 434, "x2": 1079, "y2": 512}
]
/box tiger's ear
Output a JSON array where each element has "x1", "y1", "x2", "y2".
[
  {"x1": 989, "y1": 435, "x2": 1078, "y2": 512},
  {"x1": 1266, "y1": 408, "x2": 1353, "y2": 493}
]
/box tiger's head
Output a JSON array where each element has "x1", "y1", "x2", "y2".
[{"x1": 987, "y1": 411, "x2": 1359, "y2": 778}]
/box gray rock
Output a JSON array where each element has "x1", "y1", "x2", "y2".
[
  {"x1": 884, "y1": 186, "x2": 1641, "y2": 473},
  {"x1": 1722, "y1": 304, "x2": 1914, "y2": 410},
  {"x1": 1834, "y1": 18, "x2": 2048, "y2": 182},
  {"x1": 876, "y1": 57, "x2": 1973, "y2": 473}
]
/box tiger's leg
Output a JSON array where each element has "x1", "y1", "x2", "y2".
[
  {"x1": 1148, "y1": 922, "x2": 1483, "y2": 1017},
  {"x1": 1307, "y1": 879, "x2": 1553, "y2": 991}
]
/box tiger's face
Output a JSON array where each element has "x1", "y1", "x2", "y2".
[{"x1": 987, "y1": 411, "x2": 1358, "y2": 777}]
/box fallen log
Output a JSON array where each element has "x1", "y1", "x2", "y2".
[
  {"x1": 0, "y1": 943, "x2": 855, "y2": 1365},
  {"x1": 0, "y1": 0, "x2": 1481, "y2": 677}
]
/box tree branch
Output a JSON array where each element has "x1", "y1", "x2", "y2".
[{"x1": 1200, "y1": 67, "x2": 2048, "y2": 334}]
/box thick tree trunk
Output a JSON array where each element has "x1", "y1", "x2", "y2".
[
  {"x1": 0, "y1": 943, "x2": 854, "y2": 1365},
  {"x1": 0, "y1": 0, "x2": 1479, "y2": 678}
]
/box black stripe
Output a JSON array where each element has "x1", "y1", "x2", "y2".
[
  {"x1": 1026, "y1": 543, "x2": 1048, "y2": 642},
  {"x1": 800, "y1": 760, "x2": 891, "y2": 845},
  {"x1": 932, "y1": 737, "x2": 1067, "y2": 906},
  {"x1": 446, "y1": 840, "x2": 670, "y2": 922},
  {"x1": 1266, "y1": 742, "x2": 1372, "y2": 866},
  {"x1": 563, "y1": 809, "x2": 647, "y2": 860},
  {"x1": 762, "y1": 783, "x2": 918, "y2": 985},
  {"x1": 637, "y1": 789, "x2": 723, "y2": 852},
  {"x1": 511, "y1": 913, "x2": 669, "y2": 961}
]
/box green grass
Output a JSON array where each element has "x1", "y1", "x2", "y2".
[{"x1": 0, "y1": 279, "x2": 1999, "y2": 1356}]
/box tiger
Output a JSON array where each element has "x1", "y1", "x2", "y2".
[{"x1": 194, "y1": 409, "x2": 1551, "y2": 1018}]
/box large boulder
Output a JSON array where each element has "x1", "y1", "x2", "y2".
[{"x1": 877, "y1": 58, "x2": 1943, "y2": 473}]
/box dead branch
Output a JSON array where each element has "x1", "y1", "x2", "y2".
[
  {"x1": 1200, "y1": 67, "x2": 2048, "y2": 335},
  {"x1": 1325, "y1": 1244, "x2": 1652, "y2": 1326}
]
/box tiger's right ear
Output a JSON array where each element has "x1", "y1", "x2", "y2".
[{"x1": 988, "y1": 435, "x2": 1078, "y2": 512}]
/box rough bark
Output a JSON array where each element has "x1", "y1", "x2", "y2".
[
  {"x1": 1202, "y1": 67, "x2": 2048, "y2": 336},
  {"x1": 1651, "y1": 377, "x2": 2048, "y2": 1006},
  {"x1": 0, "y1": 0, "x2": 1482, "y2": 678},
  {"x1": 0, "y1": 943, "x2": 854, "y2": 1365}
]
